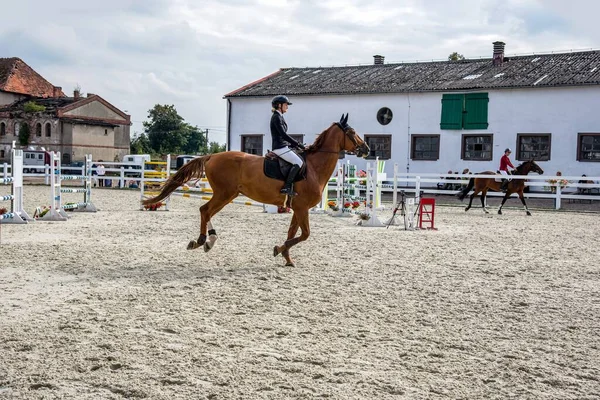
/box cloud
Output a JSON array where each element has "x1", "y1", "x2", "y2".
[{"x1": 0, "y1": 0, "x2": 597, "y2": 144}]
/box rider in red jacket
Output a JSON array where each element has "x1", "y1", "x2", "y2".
[{"x1": 499, "y1": 148, "x2": 516, "y2": 192}]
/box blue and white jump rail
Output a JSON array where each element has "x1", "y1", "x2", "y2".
[
  {"x1": 0, "y1": 148, "x2": 33, "y2": 224},
  {"x1": 36, "y1": 152, "x2": 97, "y2": 221}
]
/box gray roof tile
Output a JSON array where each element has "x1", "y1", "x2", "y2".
[{"x1": 225, "y1": 50, "x2": 600, "y2": 98}]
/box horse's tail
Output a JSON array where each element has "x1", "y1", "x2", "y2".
[
  {"x1": 142, "y1": 155, "x2": 211, "y2": 206},
  {"x1": 457, "y1": 177, "x2": 475, "y2": 201}
]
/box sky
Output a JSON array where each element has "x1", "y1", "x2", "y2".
[{"x1": 1, "y1": 0, "x2": 598, "y2": 145}]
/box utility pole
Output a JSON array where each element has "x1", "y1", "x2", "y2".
[{"x1": 205, "y1": 129, "x2": 209, "y2": 153}]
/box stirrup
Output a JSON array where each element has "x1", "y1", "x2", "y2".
[{"x1": 280, "y1": 188, "x2": 297, "y2": 196}]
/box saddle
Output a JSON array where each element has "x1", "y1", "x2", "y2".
[{"x1": 263, "y1": 150, "x2": 307, "y2": 182}]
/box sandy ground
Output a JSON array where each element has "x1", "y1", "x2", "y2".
[{"x1": 0, "y1": 186, "x2": 599, "y2": 399}]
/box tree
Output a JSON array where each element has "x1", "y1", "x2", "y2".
[
  {"x1": 130, "y1": 132, "x2": 151, "y2": 154},
  {"x1": 207, "y1": 141, "x2": 226, "y2": 154},
  {"x1": 182, "y1": 126, "x2": 207, "y2": 154},
  {"x1": 18, "y1": 123, "x2": 30, "y2": 146},
  {"x1": 448, "y1": 52, "x2": 465, "y2": 61},
  {"x1": 143, "y1": 104, "x2": 207, "y2": 154}
]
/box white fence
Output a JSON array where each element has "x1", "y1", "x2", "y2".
[{"x1": 2, "y1": 160, "x2": 600, "y2": 210}]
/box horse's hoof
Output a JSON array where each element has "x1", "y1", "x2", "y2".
[
  {"x1": 204, "y1": 235, "x2": 217, "y2": 252},
  {"x1": 526, "y1": 211, "x2": 532, "y2": 216},
  {"x1": 464, "y1": 207, "x2": 469, "y2": 212},
  {"x1": 498, "y1": 210, "x2": 502, "y2": 215},
  {"x1": 187, "y1": 240, "x2": 199, "y2": 250},
  {"x1": 273, "y1": 246, "x2": 280, "y2": 257},
  {"x1": 285, "y1": 261, "x2": 295, "y2": 267},
  {"x1": 484, "y1": 209, "x2": 489, "y2": 214}
]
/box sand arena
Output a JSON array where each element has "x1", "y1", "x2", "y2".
[{"x1": 0, "y1": 186, "x2": 598, "y2": 399}]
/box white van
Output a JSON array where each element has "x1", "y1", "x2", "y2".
[{"x1": 121, "y1": 154, "x2": 151, "y2": 176}]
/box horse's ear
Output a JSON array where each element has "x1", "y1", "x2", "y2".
[{"x1": 341, "y1": 113, "x2": 348, "y2": 126}]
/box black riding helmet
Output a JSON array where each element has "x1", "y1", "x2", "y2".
[{"x1": 272, "y1": 95, "x2": 292, "y2": 107}]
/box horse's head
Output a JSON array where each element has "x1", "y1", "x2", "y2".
[
  {"x1": 335, "y1": 114, "x2": 370, "y2": 158},
  {"x1": 522, "y1": 159, "x2": 544, "y2": 175}
]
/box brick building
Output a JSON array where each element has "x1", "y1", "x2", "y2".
[{"x1": 0, "y1": 57, "x2": 130, "y2": 163}]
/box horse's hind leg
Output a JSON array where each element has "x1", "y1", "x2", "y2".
[
  {"x1": 465, "y1": 190, "x2": 479, "y2": 212},
  {"x1": 187, "y1": 191, "x2": 237, "y2": 251}
]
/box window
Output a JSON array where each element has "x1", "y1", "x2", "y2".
[
  {"x1": 0, "y1": 150, "x2": 4, "y2": 158},
  {"x1": 0, "y1": 122, "x2": 5, "y2": 136},
  {"x1": 241, "y1": 135, "x2": 263, "y2": 155},
  {"x1": 377, "y1": 107, "x2": 393, "y2": 125},
  {"x1": 517, "y1": 134, "x2": 551, "y2": 161},
  {"x1": 14, "y1": 122, "x2": 20, "y2": 136},
  {"x1": 461, "y1": 134, "x2": 493, "y2": 160},
  {"x1": 289, "y1": 134, "x2": 304, "y2": 145},
  {"x1": 411, "y1": 135, "x2": 440, "y2": 160},
  {"x1": 35, "y1": 123, "x2": 42, "y2": 137},
  {"x1": 440, "y1": 93, "x2": 489, "y2": 130},
  {"x1": 45, "y1": 122, "x2": 51, "y2": 137},
  {"x1": 365, "y1": 135, "x2": 391, "y2": 159},
  {"x1": 105, "y1": 129, "x2": 108, "y2": 135},
  {"x1": 577, "y1": 133, "x2": 600, "y2": 161}
]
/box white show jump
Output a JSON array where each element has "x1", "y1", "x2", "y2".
[
  {"x1": 0, "y1": 148, "x2": 33, "y2": 224},
  {"x1": 36, "y1": 152, "x2": 97, "y2": 221}
]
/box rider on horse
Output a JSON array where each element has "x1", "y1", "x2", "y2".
[
  {"x1": 270, "y1": 95, "x2": 305, "y2": 196},
  {"x1": 499, "y1": 148, "x2": 517, "y2": 192}
]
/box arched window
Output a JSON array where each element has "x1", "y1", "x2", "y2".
[
  {"x1": 36, "y1": 122, "x2": 42, "y2": 137},
  {"x1": 0, "y1": 122, "x2": 6, "y2": 136},
  {"x1": 45, "y1": 122, "x2": 52, "y2": 137},
  {"x1": 14, "y1": 121, "x2": 20, "y2": 136}
]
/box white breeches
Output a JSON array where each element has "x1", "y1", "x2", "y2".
[{"x1": 272, "y1": 147, "x2": 304, "y2": 167}]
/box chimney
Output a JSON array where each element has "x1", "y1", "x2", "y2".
[
  {"x1": 373, "y1": 55, "x2": 385, "y2": 65},
  {"x1": 52, "y1": 86, "x2": 62, "y2": 97},
  {"x1": 493, "y1": 41, "x2": 505, "y2": 66},
  {"x1": 74, "y1": 89, "x2": 80, "y2": 99}
]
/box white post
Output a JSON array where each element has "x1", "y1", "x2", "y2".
[
  {"x1": 556, "y1": 183, "x2": 561, "y2": 210},
  {"x1": 120, "y1": 167, "x2": 125, "y2": 188},
  {"x1": 415, "y1": 176, "x2": 421, "y2": 205}
]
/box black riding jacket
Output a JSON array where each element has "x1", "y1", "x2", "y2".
[{"x1": 270, "y1": 111, "x2": 299, "y2": 150}]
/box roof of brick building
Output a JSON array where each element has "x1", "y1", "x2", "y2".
[
  {"x1": 0, "y1": 57, "x2": 66, "y2": 97},
  {"x1": 225, "y1": 49, "x2": 600, "y2": 98}
]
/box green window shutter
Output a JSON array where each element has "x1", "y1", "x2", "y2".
[
  {"x1": 464, "y1": 93, "x2": 489, "y2": 129},
  {"x1": 440, "y1": 94, "x2": 464, "y2": 130}
]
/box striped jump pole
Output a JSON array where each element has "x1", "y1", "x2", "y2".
[
  {"x1": 0, "y1": 148, "x2": 33, "y2": 224},
  {"x1": 140, "y1": 155, "x2": 171, "y2": 211},
  {"x1": 60, "y1": 153, "x2": 96, "y2": 213},
  {"x1": 172, "y1": 191, "x2": 264, "y2": 207}
]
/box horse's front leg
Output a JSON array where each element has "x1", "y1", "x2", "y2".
[
  {"x1": 273, "y1": 213, "x2": 299, "y2": 264},
  {"x1": 518, "y1": 191, "x2": 532, "y2": 216},
  {"x1": 273, "y1": 208, "x2": 310, "y2": 267},
  {"x1": 480, "y1": 190, "x2": 489, "y2": 214}
]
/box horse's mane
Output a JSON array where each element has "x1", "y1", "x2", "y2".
[{"x1": 305, "y1": 123, "x2": 337, "y2": 154}]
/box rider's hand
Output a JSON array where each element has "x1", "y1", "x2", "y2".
[{"x1": 297, "y1": 143, "x2": 306, "y2": 150}]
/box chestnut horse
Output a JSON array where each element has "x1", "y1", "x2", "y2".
[
  {"x1": 142, "y1": 114, "x2": 369, "y2": 266},
  {"x1": 457, "y1": 160, "x2": 544, "y2": 216}
]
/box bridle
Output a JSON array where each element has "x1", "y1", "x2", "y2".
[{"x1": 309, "y1": 123, "x2": 360, "y2": 155}]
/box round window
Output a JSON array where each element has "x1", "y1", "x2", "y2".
[{"x1": 377, "y1": 107, "x2": 393, "y2": 125}]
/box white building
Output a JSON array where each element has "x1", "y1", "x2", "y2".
[{"x1": 224, "y1": 42, "x2": 600, "y2": 179}]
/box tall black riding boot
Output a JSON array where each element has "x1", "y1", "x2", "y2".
[
  {"x1": 501, "y1": 179, "x2": 509, "y2": 192},
  {"x1": 280, "y1": 164, "x2": 301, "y2": 196}
]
